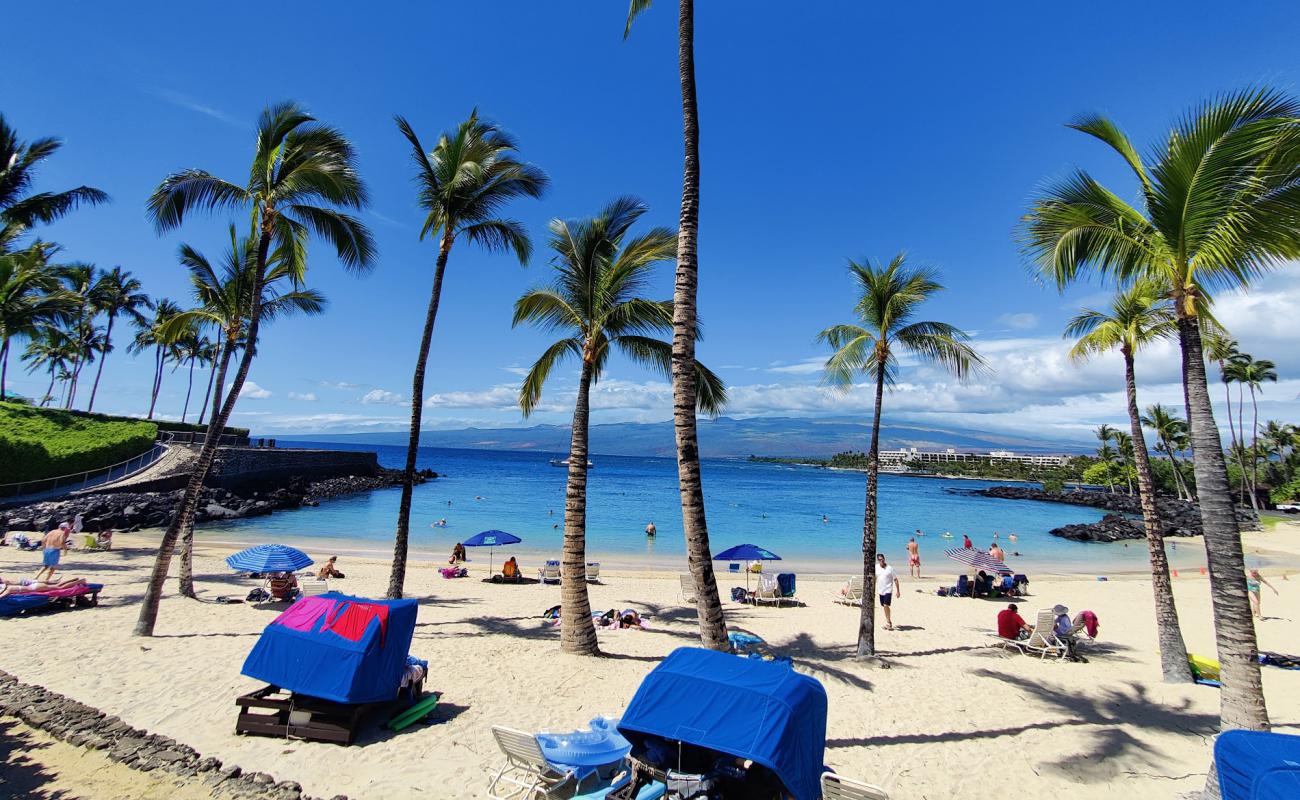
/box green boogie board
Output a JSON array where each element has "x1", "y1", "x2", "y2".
[{"x1": 387, "y1": 693, "x2": 441, "y2": 732}]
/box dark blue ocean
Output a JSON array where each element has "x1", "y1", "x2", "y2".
[{"x1": 198, "y1": 443, "x2": 1182, "y2": 573}]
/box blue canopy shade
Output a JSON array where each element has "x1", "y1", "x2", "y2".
[
  {"x1": 463, "y1": 530, "x2": 522, "y2": 547},
  {"x1": 241, "y1": 592, "x2": 418, "y2": 704},
  {"x1": 618, "y1": 647, "x2": 827, "y2": 800},
  {"x1": 1216, "y1": 730, "x2": 1300, "y2": 800},
  {"x1": 226, "y1": 544, "x2": 313, "y2": 574},
  {"x1": 713, "y1": 543, "x2": 781, "y2": 562}
]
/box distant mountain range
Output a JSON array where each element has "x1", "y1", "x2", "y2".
[{"x1": 274, "y1": 416, "x2": 1088, "y2": 458}]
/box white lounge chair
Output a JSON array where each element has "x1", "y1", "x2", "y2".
[
  {"x1": 299, "y1": 579, "x2": 330, "y2": 597},
  {"x1": 678, "y1": 574, "x2": 697, "y2": 604},
  {"x1": 832, "y1": 576, "x2": 864, "y2": 606},
  {"x1": 822, "y1": 771, "x2": 889, "y2": 799},
  {"x1": 1023, "y1": 609, "x2": 1068, "y2": 659},
  {"x1": 487, "y1": 725, "x2": 587, "y2": 799},
  {"x1": 752, "y1": 573, "x2": 785, "y2": 606},
  {"x1": 585, "y1": 562, "x2": 601, "y2": 583},
  {"x1": 538, "y1": 561, "x2": 561, "y2": 585}
]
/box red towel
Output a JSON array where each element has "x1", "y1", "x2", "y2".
[
  {"x1": 322, "y1": 601, "x2": 390, "y2": 646},
  {"x1": 1080, "y1": 609, "x2": 1099, "y2": 638}
]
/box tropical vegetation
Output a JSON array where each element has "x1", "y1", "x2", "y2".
[{"x1": 0, "y1": 400, "x2": 156, "y2": 483}]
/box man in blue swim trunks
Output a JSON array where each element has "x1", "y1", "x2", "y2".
[{"x1": 35, "y1": 522, "x2": 70, "y2": 582}]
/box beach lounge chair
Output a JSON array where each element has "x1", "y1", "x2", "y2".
[
  {"x1": 538, "y1": 561, "x2": 561, "y2": 584},
  {"x1": 822, "y1": 772, "x2": 890, "y2": 800},
  {"x1": 300, "y1": 579, "x2": 330, "y2": 597},
  {"x1": 487, "y1": 725, "x2": 591, "y2": 799},
  {"x1": 751, "y1": 573, "x2": 785, "y2": 606},
  {"x1": 678, "y1": 574, "x2": 697, "y2": 604},
  {"x1": 833, "y1": 576, "x2": 864, "y2": 606},
  {"x1": 727, "y1": 562, "x2": 741, "y2": 574},
  {"x1": 585, "y1": 562, "x2": 601, "y2": 583},
  {"x1": 1023, "y1": 609, "x2": 1068, "y2": 660}
]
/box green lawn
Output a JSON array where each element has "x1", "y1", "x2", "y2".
[{"x1": 0, "y1": 401, "x2": 159, "y2": 484}]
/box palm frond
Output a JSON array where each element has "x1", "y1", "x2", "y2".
[
  {"x1": 518, "y1": 337, "x2": 581, "y2": 417},
  {"x1": 146, "y1": 171, "x2": 249, "y2": 232}
]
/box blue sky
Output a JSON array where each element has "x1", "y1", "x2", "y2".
[{"x1": 4, "y1": 1, "x2": 1300, "y2": 444}]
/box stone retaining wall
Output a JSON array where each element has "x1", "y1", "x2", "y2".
[
  {"x1": 0, "y1": 669, "x2": 346, "y2": 800},
  {"x1": 210, "y1": 448, "x2": 379, "y2": 491}
]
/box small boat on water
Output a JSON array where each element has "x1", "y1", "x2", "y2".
[{"x1": 549, "y1": 458, "x2": 594, "y2": 468}]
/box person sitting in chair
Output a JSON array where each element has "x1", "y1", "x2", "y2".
[
  {"x1": 268, "y1": 572, "x2": 299, "y2": 601},
  {"x1": 501, "y1": 557, "x2": 520, "y2": 581},
  {"x1": 996, "y1": 603, "x2": 1031, "y2": 640}
]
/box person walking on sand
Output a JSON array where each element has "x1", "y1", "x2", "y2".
[
  {"x1": 645, "y1": 521, "x2": 656, "y2": 537},
  {"x1": 35, "y1": 523, "x2": 70, "y2": 582},
  {"x1": 906, "y1": 537, "x2": 921, "y2": 578},
  {"x1": 1247, "y1": 569, "x2": 1278, "y2": 619},
  {"x1": 875, "y1": 553, "x2": 901, "y2": 630}
]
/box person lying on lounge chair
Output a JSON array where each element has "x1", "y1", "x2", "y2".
[
  {"x1": 268, "y1": 572, "x2": 299, "y2": 601},
  {"x1": 501, "y1": 557, "x2": 521, "y2": 581},
  {"x1": 0, "y1": 576, "x2": 88, "y2": 598}
]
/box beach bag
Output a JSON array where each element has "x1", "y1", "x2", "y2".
[
  {"x1": 246, "y1": 587, "x2": 270, "y2": 602},
  {"x1": 731, "y1": 587, "x2": 748, "y2": 602}
]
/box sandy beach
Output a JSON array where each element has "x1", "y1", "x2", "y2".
[{"x1": 2, "y1": 523, "x2": 1299, "y2": 799}]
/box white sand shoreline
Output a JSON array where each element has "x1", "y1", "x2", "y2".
[{"x1": 2, "y1": 523, "x2": 1299, "y2": 798}]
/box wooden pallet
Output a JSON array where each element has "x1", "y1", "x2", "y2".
[{"x1": 235, "y1": 679, "x2": 423, "y2": 745}]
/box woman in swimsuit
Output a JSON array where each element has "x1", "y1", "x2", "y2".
[{"x1": 1247, "y1": 569, "x2": 1277, "y2": 619}]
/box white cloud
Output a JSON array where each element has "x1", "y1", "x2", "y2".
[
  {"x1": 319, "y1": 380, "x2": 363, "y2": 390},
  {"x1": 424, "y1": 386, "x2": 521, "y2": 410},
  {"x1": 147, "y1": 89, "x2": 244, "y2": 128},
  {"x1": 997, "y1": 312, "x2": 1039, "y2": 330},
  {"x1": 361, "y1": 388, "x2": 407, "y2": 406},
  {"x1": 766, "y1": 357, "x2": 826, "y2": 375},
  {"x1": 226, "y1": 381, "x2": 271, "y2": 399},
  {"x1": 288, "y1": 391, "x2": 317, "y2": 402},
  {"x1": 501, "y1": 366, "x2": 530, "y2": 377}
]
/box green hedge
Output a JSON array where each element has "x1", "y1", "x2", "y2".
[{"x1": 0, "y1": 402, "x2": 160, "y2": 484}]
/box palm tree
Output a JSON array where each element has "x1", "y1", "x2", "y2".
[
  {"x1": 1143, "y1": 403, "x2": 1192, "y2": 500},
  {"x1": 135, "y1": 102, "x2": 374, "y2": 636},
  {"x1": 57, "y1": 262, "x2": 101, "y2": 409},
  {"x1": 1112, "y1": 429, "x2": 1136, "y2": 495},
  {"x1": 1065, "y1": 281, "x2": 1192, "y2": 682},
  {"x1": 20, "y1": 325, "x2": 75, "y2": 406},
  {"x1": 386, "y1": 112, "x2": 547, "y2": 599},
  {"x1": 1095, "y1": 424, "x2": 1119, "y2": 492},
  {"x1": 0, "y1": 242, "x2": 70, "y2": 399},
  {"x1": 514, "y1": 197, "x2": 727, "y2": 655},
  {"x1": 0, "y1": 114, "x2": 108, "y2": 252},
  {"x1": 1224, "y1": 355, "x2": 1277, "y2": 511},
  {"x1": 128, "y1": 299, "x2": 181, "y2": 419},
  {"x1": 625, "y1": 0, "x2": 730, "y2": 652},
  {"x1": 818, "y1": 254, "x2": 983, "y2": 659},
  {"x1": 194, "y1": 337, "x2": 220, "y2": 426},
  {"x1": 170, "y1": 328, "x2": 209, "y2": 423},
  {"x1": 1019, "y1": 88, "x2": 1300, "y2": 748},
  {"x1": 86, "y1": 266, "x2": 151, "y2": 412},
  {"x1": 1204, "y1": 334, "x2": 1245, "y2": 467}
]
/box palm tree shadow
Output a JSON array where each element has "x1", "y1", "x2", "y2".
[
  {"x1": 770, "y1": 633, "x2": 874, "y2": 692},
  {"x1": 0, "y1": 718, "x2": 75, "y2": 799}
]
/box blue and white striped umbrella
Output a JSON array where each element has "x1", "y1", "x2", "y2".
[
  {"x1": 943, "y1": 547, "x2": 1012, "y2": 576},
  {"x1": 225, "y1": 544, "x2": 313, "y2": 574}
]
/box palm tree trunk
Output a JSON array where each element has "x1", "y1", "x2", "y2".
[
  {"x1": 198, "y1": 350, "x2": 219, "y2": 426},
  {"x1": 1248, "y1": 388, "x2": 1261, "y2": 512},
  {"x1": 1123, "y1": 347, "x2": 1192, "y2": 682},
  {"x1": 1167, "y1": 444, "x2": 1190, "y2": 501},
  {"x1": 856, "y1": 366, "x2": 885, "y2": 659},
  {"x1": 1236, "y1": 384, "x2": 1248, "y2": 504},
  {"x1": 135, "y1": 222, "x2": 273, "y2": 636},
  {"x1": 0, "y1": 337, "x2": 9, "y2": 400},
  {"x1": 181, "y1": 356, "x2": 195, "y2": 422},
  {"x1": 387, "y1": 235, "x2": 452, "y2": 599},
  {"x1": 1176, "y1": 314, "x2": 1268, "y2": 799},
  {"x1": 42, "y1": 372, "x2": 55, "y2": 406},
  {"x1": 671, "y1": 0, "x2": 727, "y2": 652},
  {"x1": 88, "y1": 314, "x2": 113, "y2": 412},
  {"x1": 147, "y1": 346, "x2": 162, "y2": 419},
  {"x1": 559, "y1": 358, "x2": 599, "y2": 655}
]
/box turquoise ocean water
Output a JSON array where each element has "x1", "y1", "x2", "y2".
[{"x1": 196, "y1": 443, "x2": 1212, "y2": 575}]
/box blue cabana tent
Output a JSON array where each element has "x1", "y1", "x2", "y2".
[
  {"x1": 241, "y1": 592, "x2": 418, "y2": 704},
  {"x1": 618, "y1": 647, "x2": 827, "y2": 800},
  {"x1": 1216, "y1": 730, "x2": 1300, "y2": 799}
]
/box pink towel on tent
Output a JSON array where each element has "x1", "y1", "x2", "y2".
[{"x1": 272, "y1": 596, "x2": 333, "y2": 633}]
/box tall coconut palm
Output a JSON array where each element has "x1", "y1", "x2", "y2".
[
  {"x1": 194, "y1": 337, "x2": 220, "y2": 426},
  {"x1": 128, "y1": 299, "x2": 181, "y2": 419},
  {"x1": 86, "y1": 266, "x2": 151, "y2": 412},
  {"x1": 1111, "y1": 430, "x2": 1136, "y2": 495},
  {"x1": 1065, "y1": 281, "x2": 1191, "y2": 682},
  {"x1": 625, "y1": 0, "x2": 730, "y2": 652},
  {"x1": 1095, "y1": 424, "x2": 1119, "y2": 492},
  {"x1": 135, "y1": 102, "x2": 374, "y2": 636},
  {"x1": 0, "y1": 242, "x2": 70, "y2": 399},
  {"x1": 514, "y1": 196, "x2": 727, "y2": 655},
  {"x1": 0, "y1": 114, "x2": 108, "y2": 252},
  {"x1": 1224, "y1": 355, "x2": 1277, "y2": 511},
  {"x1": 1143, "y1": 404, "x2": 1192, "y2": 500},
  {"x1": 1020, "y1": 89, "x2": 1300, "y2": 757},
  {"x1": 386, "y1": 112, "x2": 547, "y2": 599},
  {"x1": 818, "y1": 254, "x2": 983, "y2": 659},
  {"x1": 20, "y1": 325, "x2": 75, "y2": 406},
  {"x1": 1205, "y1": 334, "x2": 1245, "y2": 464},
  {"x1": 57, "y1": 262, "x2": 101, "y2": 409}
]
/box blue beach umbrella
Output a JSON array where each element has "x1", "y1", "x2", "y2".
[
  {"x1": 463, "y1": 530, "x2": 522, "y2": 575},
  {"x1": 225, "y1": 544, "x2": 313, "y2": 574},
  {"x1": 714, "y1": 543, "x2": 782, "y2": 590}
]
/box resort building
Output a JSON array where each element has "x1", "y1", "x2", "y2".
[{"x1": 879, "y1": 447, "x2": 1069, "y2": 468}]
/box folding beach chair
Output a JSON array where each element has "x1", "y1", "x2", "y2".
[
  {"x1": 833, "y1": 576, "x2": 864, "y2": 606},
  {"x1": 584, "y1": 562, "x2": 601, "y2": 583},
  {"x1": 299, "y1": 579, "x2": 330, "y2": 597},
  {"x1": 1023, "y1": 609, "x2": 1068, "y2": 660},
  {"x1": 752, "y1": 573, "x2": 785, "y2": 606},
  {"x1": 822, "y1": 771, "x2": 890, "y2": 800},
  {"x1": 678, "y1": 574, "x2": 697, "y2": 604},
  {"x1": 487, "y1": 725, "x2": 590, "y2": 799},
  {"x1": 538, "y1": 561, "x2": 561, "y2": 584}
]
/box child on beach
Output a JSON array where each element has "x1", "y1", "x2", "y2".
[{"x1": 1247, "y1": 570, "x2": 1278, "y2": 619}]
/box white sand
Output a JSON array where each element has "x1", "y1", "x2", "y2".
[{"x1": 2, "y1": 523, "x2": 1299, "y2": 799}]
